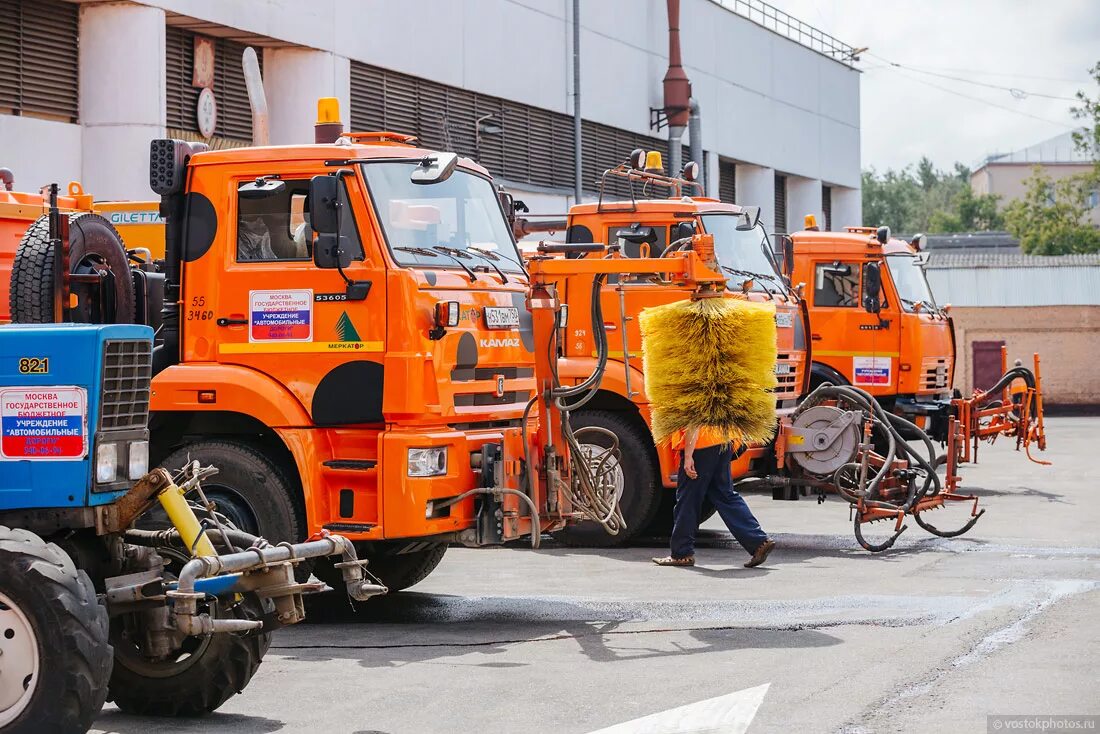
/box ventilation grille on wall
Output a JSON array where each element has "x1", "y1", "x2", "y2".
[{"x1": 0, "y1": 0, "x2": 79, "y2": 122}]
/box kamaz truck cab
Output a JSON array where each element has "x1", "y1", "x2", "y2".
[
  {"x1": 7, "y1": 104, "x2": 583, "y2": 592},
  {"x1": 514, "y1": 151, "x2": 808, "y2": 543},
  {"x1": 788, "y1": 223, "x2": 954, "y2": 438}
]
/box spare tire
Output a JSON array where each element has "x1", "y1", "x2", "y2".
[{"x1": 10, "y1": 212, "x2": 135, "y2": 324}]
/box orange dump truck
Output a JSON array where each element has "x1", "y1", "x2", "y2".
[
  {"x1": 1, "y1": 181, "x2": 161, "y2": 322},
  {"x1": 515, "y1": 152, "x2": 809, "y2": 544},
  {"x1": 787, "y1": 223, "x2": 954, "y2": 440},
  {"x1": 6, "y1": 116, "x2": 601, "y2": 590}
]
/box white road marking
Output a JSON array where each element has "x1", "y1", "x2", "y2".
[{"x1": 587, "y1": 683, "x2": 770, "y2": 734}]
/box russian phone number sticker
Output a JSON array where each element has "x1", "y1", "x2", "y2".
[
  {"x1": 249, "y1": 290, "x2": 313, "y2": 342},
  {"x1": 853, "y1": 356, "x2": 892, "y2": 386},
  {"x1": 0, "y1": 387, "x2": 88, "y2": 460}
]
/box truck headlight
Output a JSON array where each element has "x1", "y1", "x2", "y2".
[
  {"x1": 128, "y1": 440, "x2": 149, "y2": 480},
  {"x1": 408, "y1": 447, "x2": 447, "y2": 477},
  {"x1": 96, "y1": 443, "x2": 118, "y2": 483}
]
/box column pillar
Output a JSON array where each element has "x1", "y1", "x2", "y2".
[
  {"x1": 80, "y1": 2, "x2": 166, "y2": 200},
  {"x1": 831, "y1": 186, "x2": 863, "y2": 229},
  {"x1": 264, "y1": 49, "x2": 351, "y2": 145},
  {"x1": 787, "y1": 176, "x2": 823, "y2": 232},
  {"x1": 735, "y1": 164, "x2": 775, "y2": 233}
]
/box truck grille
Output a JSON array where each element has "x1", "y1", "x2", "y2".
[
  {"x1": 773, "y1": 352, "x2": 802, "y2": 401},
  {"x1": 920, "y1": 357, "x2": 950, "y2": 391},
  {"x1": 100, "y1": 339, "x2": 152, "y2": 431}
]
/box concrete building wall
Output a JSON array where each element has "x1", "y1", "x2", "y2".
[
  {"x1": 949, "y1": 305, "x2": 1100, "y2": 405},
  {"x1": 3, "y1": 0, "x2": 861, "y2": 213},
  {"x1": 970, "y1": 162, "x2": 1100, "y2": 226}
]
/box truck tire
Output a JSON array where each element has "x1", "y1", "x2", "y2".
[
  {"x1": 0, "y1": 526, "x2": 112, "y2": 734},
  {"x1": 315, "y1": 541, "x2": 447, "y2": 593},
  {"x1": 159, "y1": 440, "x2": 302, "y2": 547},
  {"x1": 108, "y1": 595, "x2": 268, "y2": 717},
  {"x1": 553, "y1": 411, "x2": 662, "y2": 547},
  {"x1": 9, "y1": 213, "x2": 135, "y2": 324}
]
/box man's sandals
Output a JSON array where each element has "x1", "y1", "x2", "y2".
[{"x1": 652, "y1": 555, "x2": 695, "y2": 567}]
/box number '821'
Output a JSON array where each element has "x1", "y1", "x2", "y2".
[{"x1": 18, "y1": 357, "x2": 49, "y2": 374}]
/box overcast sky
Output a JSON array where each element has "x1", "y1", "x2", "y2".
[{"x1": 771, "y1": 0, "x2": 1100, "y2": 173}]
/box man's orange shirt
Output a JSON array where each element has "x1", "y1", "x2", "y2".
[{"x1": 671, "y1": 426, "x2": 733, "y2": 451}]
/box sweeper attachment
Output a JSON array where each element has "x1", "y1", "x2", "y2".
[{"x1": 762, "y1": 352, "x2": 1050, "y2": 551}]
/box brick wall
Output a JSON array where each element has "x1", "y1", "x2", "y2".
[{"x1": 949, "y1": 305, "x2": 1100, "y2": 405}]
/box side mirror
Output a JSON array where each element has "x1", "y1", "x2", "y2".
[
  {"x1": 314, "y1": 232, "x2": 352, "y2": 270},
  {"x1": 309, "y1": 174, "x2": 340, "y2": 234},
  {"x1": 781, "y1": 237, "x2": 795, "y2": 278},
  {"x1": 237, "y1": 177, "x2": 286, "y2": 200},
  {"x1": 862, "y1": 262, "x2": 882, "y2": 314},
  {"x1": 410, "y1": 152, "x2": 459, "y2": 185},
  {"x1": 673, "y1": 221, "x2": 695, "y2": 241},
  {"x1": 736, "y1": 206, "x2": 761, "y2": 231}
]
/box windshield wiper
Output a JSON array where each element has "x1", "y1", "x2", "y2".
[
  {"x1": 722, "y1": 266, "x2": 776, "y2": 300},
  {"x1": 431, "y1": 246, "x2": 479, "y2": 282},
  {"x1": 470, "y1": 246, "x2": 526, "y2": 274},
  {"x1": 465, "y1": 248, "x2": 509, "y2": 284},
  {"x1": 395, "y1": 246, "x2": 440, "y2": 258}
]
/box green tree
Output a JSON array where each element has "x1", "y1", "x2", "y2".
[
  {"x1": 1004, "y1": 61, "x2": 1100, "y2": 255},
  {"x1": 862, "y1": 160, "x2": 1000, "y2": 234}
]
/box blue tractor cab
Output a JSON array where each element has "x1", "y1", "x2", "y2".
[{"x1": 0, "y1": 323, "x2": 151, "y2": 512}]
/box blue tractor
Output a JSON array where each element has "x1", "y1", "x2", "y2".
[{"x1": 0, "y1": 323, "x2": 384, "y2": 733}]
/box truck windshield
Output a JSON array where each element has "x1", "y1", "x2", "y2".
[
  {"x1": 362, "y1": 161, "x2": 525, "y2": 273},
  {"x1": 700, "y1": 215, "x2": 787, "y2": 295},
  {"x1": 886, "y1": 254, "x2": 937, "y2": 312}
]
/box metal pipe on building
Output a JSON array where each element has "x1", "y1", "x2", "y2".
[
  {"x1": 663, "y1": 0, "x2": 691, "y2": 177},
  {"x1": 242, "y1": 47, "x2": 269, "y2": 146},
  {"x1": 688, "y1": 97, "x2": 703, "y2": 196},
  {"x1": 573, "y1": 0, "x2": 583, "y2": 203}
]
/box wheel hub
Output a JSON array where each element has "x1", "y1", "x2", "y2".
[
  {"x1": 577, "y1": 442, "x2": 625, "y2": 505},
  {"x1": 0, "y1": 591, "x2": 40, "y2": 727}
]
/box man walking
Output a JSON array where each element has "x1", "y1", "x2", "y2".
[{"x1": 652, "y1": 426, "x2": 775, "y2": 568}]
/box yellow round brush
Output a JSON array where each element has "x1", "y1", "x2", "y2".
[{"x1": 639, "y1": 297, "x2": 779, "y2": 446}]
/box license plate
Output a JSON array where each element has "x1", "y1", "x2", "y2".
[
  {"x1": 775, "y1": 363, "x2": 793, "y2": 375},
  {"x1": 484, "y1": 306, "x2": 520, "y2": 329},
  {"x1": 775, "y1": 312, "x2": 794, "y2": 328}
]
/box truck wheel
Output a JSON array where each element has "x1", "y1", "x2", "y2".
[
  {"x1": 554, "y1": 411, "x2": 662, "y2": 547},
  {"x1": 9, "y1": 213, "x2": 135, "y2": 324},
  {"x1": 159, "y1": 440, "x2": 302, "y2": 546},
  {"x1": 315, "y1": 541, "x2": 447, "y2": 593},
  {"x1": 108, "y1": 593, "x2": 268, "y2": 717},
  {"x1": 0, "y1": 526, "x2": 112, "y2": 734}
]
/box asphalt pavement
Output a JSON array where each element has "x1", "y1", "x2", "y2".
[{"x1": 91, "y1": 416, "x2": 1100, "y2": 734}]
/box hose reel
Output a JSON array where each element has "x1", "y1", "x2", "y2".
[{"x1": 786, "y1": 404, "x2": 862, "y2": 476}]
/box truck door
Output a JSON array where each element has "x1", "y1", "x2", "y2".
[
  {"x1": 810, "y1": 259, "x2": 900, "y2": 394},
  {"x1": 197, "y1": 171, "x2": 388, "y2": 422}
]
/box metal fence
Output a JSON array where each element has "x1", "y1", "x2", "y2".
[{"x1": 708, "y1": 0, "x2": 858, "y2": 66}]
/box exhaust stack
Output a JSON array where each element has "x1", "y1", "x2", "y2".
[
  {"x1": 242, "y1": 47, "x2": 269, "y2": 146},
  {"x1": 663, "y1": 0, "x2": 692, "y2": 177}
]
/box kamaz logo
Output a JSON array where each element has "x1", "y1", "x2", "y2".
[{"x1": 480, "y1": 338, "x2": 520, "y2": 348}]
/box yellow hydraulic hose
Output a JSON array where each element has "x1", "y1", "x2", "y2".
[{"x1": 157, "y1": 481, "x2": 217, "y2": 557}]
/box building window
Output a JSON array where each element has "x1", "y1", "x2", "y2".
[
  {"x1": 1088, "y1": 189, "x2": 1099, "y2": 210},
  {"x1": 719, "y1": 159, "x2": 736, "y2": 203},
  {"x1": 166, "y1": 26, "x2": 261, "y2": 144},
  {"x1": 774, "y1": 174, "x2": 788, "y2": 234},
  {"x1": 0, "y1": 0, "x2": 79, "y2": 122},
  {"x1": 822, "y1": 185, "x2": 832, "y2": 231}
]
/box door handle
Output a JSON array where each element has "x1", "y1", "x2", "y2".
[
  {"x1": 216, "y1": 317, "x2": 248, "y2": 327},
  {"x1": 811, "y1": 333, "x2": 823, "y2": 341}
]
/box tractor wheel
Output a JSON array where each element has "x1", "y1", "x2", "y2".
[
  {"x1": 9, "y1": 213, "x2": 135, "y2": 324},
  {"x1": 315, "y1": 541, "x2": 447, "y2": 593},
  {"x1": 0, "y1": 526, "x2": 112, "y2": 734},
  {"x1": 108, "y1": 591, "x2": 268, "y2": 717},
  {"x1": 553, "y1": 411, "x2": 662, "y2": 547}
]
